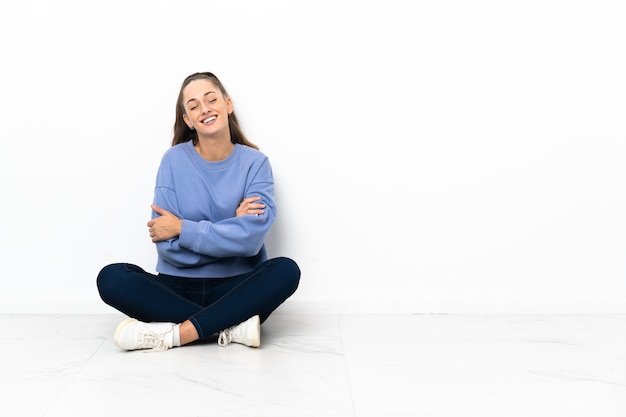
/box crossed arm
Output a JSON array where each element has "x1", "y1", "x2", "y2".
[{"x1": 147, "y1": 197, "x2": 266, "y2": 243}]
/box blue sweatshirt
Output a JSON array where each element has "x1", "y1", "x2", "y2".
[{"x1": 152, "y1": 141, "x2": 276, "y2": 278}]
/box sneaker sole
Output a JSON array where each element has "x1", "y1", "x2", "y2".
[{"x1": 113, "y1": 318, "x2": 138, "y2": 349}]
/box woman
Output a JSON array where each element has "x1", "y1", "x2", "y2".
[{"x1": 97, "y1": 72, "x2": 300, "y2": 352}]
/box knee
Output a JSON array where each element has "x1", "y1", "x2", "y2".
[
  {"x1": 96, "y1": 263, "x2": 125, "y2": 302},
  {"x1": 275, "y1": 257, "x2": 301, "y2": 294}
]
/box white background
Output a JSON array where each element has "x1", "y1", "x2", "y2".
[{"x1": 0, "y1": 0, "x2": 624, "y2": 314}]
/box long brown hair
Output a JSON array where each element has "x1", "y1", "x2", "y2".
[{"x1": 171, "y1": 72, "x2": 258, "y2": 149}]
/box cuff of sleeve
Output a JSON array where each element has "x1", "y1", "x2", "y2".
[{"x1": 178, "y1": 219, "x2": 199, "y2": 252}]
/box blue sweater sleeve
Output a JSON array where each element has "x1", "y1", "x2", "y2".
[
  {"x1": 152, "y1": 185, "x2": 223, "y2": 268},
  {"x1": 153, "y1": 146, "x2": 276, "y2": 268},
  {"x1": 178, "y1": 158, "x2": 275, "y2": 257}
]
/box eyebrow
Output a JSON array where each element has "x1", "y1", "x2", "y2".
[{"x1": 185, "y1": 91, "x2": 216, "y2": 105}]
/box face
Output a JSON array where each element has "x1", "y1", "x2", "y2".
[{"x1": 182, "y1": 79, "x2": 233, "y2": 139}]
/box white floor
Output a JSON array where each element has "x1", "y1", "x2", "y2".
[{"x1": 1, "y1": 313, "x2": 625, "y2": 417}]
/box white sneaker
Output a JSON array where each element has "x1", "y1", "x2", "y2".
[
  {"x1": 218, "y1": 315, "x2": 261, "y2": 348},
  {"x1": 114, "y1": 318, "x2": 175, "y2": 352}
]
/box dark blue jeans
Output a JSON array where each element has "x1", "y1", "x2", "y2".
[{"x1": 96, "y1": 257, "x2": 300, "y2": 340}]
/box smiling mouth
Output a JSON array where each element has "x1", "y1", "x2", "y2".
[{"x1": 202, "y1": 116, "x2": 216, "y2": 124}]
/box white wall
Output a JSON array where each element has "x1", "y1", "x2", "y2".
[{"x1": 0, "y1": 0, "x2": 624, "y2": 314}]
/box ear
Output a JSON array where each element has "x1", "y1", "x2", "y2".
[
  {"x1": 182, "y1": 113, "x2": 193, "y2": 129},
  {"x1": 226, "y1": 97, "x2": 234, "y2": 115}
]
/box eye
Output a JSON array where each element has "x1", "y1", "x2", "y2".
[
  {"x1": 189, "y1": 105, "x2": 198, "y2": 110},
  {"x1": 209, "y1": 99, "x2": 217, "y2": 103}
]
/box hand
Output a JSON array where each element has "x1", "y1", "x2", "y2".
[
  {"x1": 147, "y1": 204, "x2": 183, "y2": 242},
  {"x1": 236, "y1": 196, "x2": 265, "y2": 217}
]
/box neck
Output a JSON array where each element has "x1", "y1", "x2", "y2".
[{"x1": 194, "y1": 137, "x2": 235, "y2": 162}]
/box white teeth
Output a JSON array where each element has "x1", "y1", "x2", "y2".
[{"x1": 203, "y1": 117, "x2": 216, "y2": 123}]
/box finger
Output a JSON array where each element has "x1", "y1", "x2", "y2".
[
  {"x1": 151, "y1": 204, "x2": 166, "y2": 215},
  {"x1": 242, "y1": 196, "x2": 262, "y2": 204},
  {"x1": 245, "y1": 204, "x2": 265, "y2": 212}
]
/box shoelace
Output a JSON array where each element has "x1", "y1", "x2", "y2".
[
  {"x1": 217, "y1": 329, "x2": 232, "y2": 347},
  {"x1": 141, "y1": 327, "x2": 172, "y2": 353}
]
